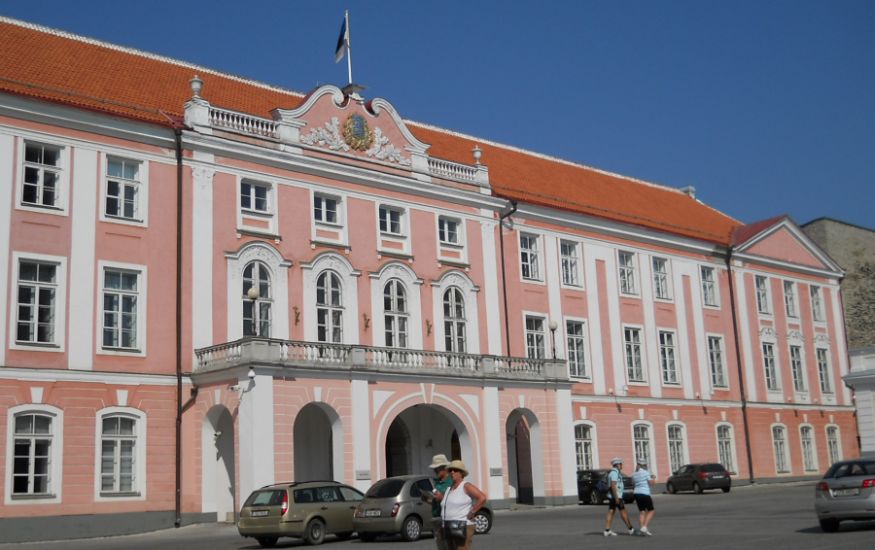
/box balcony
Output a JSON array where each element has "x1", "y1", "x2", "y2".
[{"x1": 194, "y1": 338, "x2": 568, "y2": 383}]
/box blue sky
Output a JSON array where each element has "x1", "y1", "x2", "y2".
[{"x1": 2, "y1": 0, "x2": 873, "y2": 229}]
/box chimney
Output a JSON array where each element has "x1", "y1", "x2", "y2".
[{"x1": 681, "y1": 185, "x2": 696, "y2": 199}]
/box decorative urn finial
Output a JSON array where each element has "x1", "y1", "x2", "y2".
[
  {"x1": 190, "y1": 74, "x2": 204, "y2": 98},
  {"x1": 472, "y1": 144, "x2": 482, "y2": 165}
]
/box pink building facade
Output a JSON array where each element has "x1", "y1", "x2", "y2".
[{"x1": 0, "y1": 18, "x2": 857, "y2": 541}]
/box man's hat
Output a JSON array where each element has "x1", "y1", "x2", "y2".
[
  {"x1": 429, "y1": 454, "x2": 450, "y2": 469},
  {"x1": 611, "y1": 457, "x2": 624, "y2": 466}
]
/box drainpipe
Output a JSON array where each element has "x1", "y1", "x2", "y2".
[
  {"x1": 725, "y1": 247, "x2": 755, "y2": 483},
  {"x1": 836, "y1": 278, "x2": 860, "y2": 455},
  {"x1": 173, "y1": 127, "x2": 185, "y2": 527},
  {"x1": 498, "y1": 201, "x2": 518, "y2": 356}
]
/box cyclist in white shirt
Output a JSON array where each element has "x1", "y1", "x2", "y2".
[{"x1": 603, "y1": 457, "x2": 636, "y2": 536}]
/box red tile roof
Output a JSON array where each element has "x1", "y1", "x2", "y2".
[{"x1": 0, "y1": 18, "x2": 740, "y2": 245}]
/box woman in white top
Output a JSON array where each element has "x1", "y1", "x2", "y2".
[{"x1": 440, "y1": 460, "x2": 487, "y2": 550}]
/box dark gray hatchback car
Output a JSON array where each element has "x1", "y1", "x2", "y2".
[{"x1": 666, "y1": 463, "x2": 731, "y2": 494}]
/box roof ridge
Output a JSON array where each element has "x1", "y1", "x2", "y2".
[{"x1": 0, "y1": 15, "x2": 306, "y2": 101}]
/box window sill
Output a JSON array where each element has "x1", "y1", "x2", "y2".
[
  {"x1": 240, "y1": 208, "x2": 273, "y2": 217},
  {"x1": 237, "y1": 228, "x2": 281, "y2": 241},
  {"x1": 377, "y1": 249, "x2": 414, "y2": 261},
  {"x1": 311, "y1": 239, "x2": 350, "y2": 251},
  {"x1": 438, "y1": 258, "x2": 470, "y2": 269},
  {"x1": 99, "y1": 491, "x2": 141, "y2": 498},
  {"x1": 380, "y1": 231, "x2": 407, "y2": 239},
  {"x1": 11, "y1": 493, "x2": 56, "y2": 501},
  {"x1": 100, "y1": 347, "x2": 143, "y2": 354},
  {"x1": 102, "y1": 214, "x2": 146, "y2": 227},
  {"x1": 315, "y1": 220, "x2": 344, "y2": 229},
  {"x1": 13, "y1": 341, "x2": 61, "y2": 350}
]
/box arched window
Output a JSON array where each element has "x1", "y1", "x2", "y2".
[
  {"x1": 242, "y1": 261, "x2": 271, "y2": 337},
  {"x1": 384, "y1": 279, "x2": 408, "y2": 348},
  {"x1": 100, "y1": 414, "x2": 138, "y2": 494},
  {"x1": 12, "y1": 412, "x2": 55, "y2": 495},
  {"x1": 716, "y1": 424, "x2": 735, "y2": 472},
  {"x1": 633, "y1": 423, "x2": 652, "y2": 468},
  {"x1": 667, "y1": 424, "x2": 686, "y2": 474},
  {"x1": 800, "y1": 426, "x2": 817, "y2": 472},
  {"x1": 826, "y1": 426, "x2": 841, "y2": 465},
  {"x1": 316, "y1": 271, "x2": 343, "y2": 343},
  {"x1": 443, "y1": 287, "x2": 466, "y2": 353},
  {"x1": 772, "y1": 425, "x2": 789, "y2": 473},
  {"x1": 574, "y1": 424, "x2": 594, "y2": 470}
]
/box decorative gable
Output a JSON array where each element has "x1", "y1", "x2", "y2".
[{"x1": 734, "y1": 218, "x2": 842, "y2": 274}]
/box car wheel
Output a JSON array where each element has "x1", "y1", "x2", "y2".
[
  {"x1": 255, "y1": 537, "x2": 278, "y2": 548},
  {"x1": 589, "y1": 489, "x2": 603, "y2": 505},
  {"x1": 693, "y1": 481, "x2": 703, "y2": 494},
  {"x1": 722, "y1": 486, "x2": 730, "y2": 493},
  {"x1": 473, "y1": 510, "x2": 492, "y2": 534},
  {"x1": 666, "y1": 482, "x2": 676, "y2": 494},
  {"x1": 819, "y1": 518, "x2": 840, "y2": 533},
  {"x1": 359, "y1": 532, "x2": 378, "y2": 542},
  {"x1": 305, "y1": 518, "x2": 325, "y2": 545},
  {"x1": 401, "y1": 515, "x2": 422, "y2": 542}
]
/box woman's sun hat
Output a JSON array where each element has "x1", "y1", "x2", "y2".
[
  {"x1": 429, "y1": 454, "x2": 450, "y2": 469},
  {"x1": 447, "y1": 459, "x2": 469, "y2": 477}
]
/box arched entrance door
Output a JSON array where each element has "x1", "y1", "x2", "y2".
[
  {"x1": 202, "y1": 405, "x2": 235, "y2": 522},
  {"x1": 294, "y1": 403, "x2": 343, "y2": 481},
  {"x1": 506, "y1": 409, "x2": 542, "y2": 505},
  {"x1": 384, "y1": 404, "x2": 472, "y2": 478}
]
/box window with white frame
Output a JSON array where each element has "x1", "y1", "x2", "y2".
[
  {"x1": 12, "y1": 412, "x2": 55, "y2": 496},
  {"x1": 762, "y1": 342, "x2": 779, "y2": 391},
  {"x1": 772, "y1": 425, "x2": 790, "y2": 473},
  {"x1": 717, "y1": 424, "x2": 735, "y2": 472},
  {"x1": 800, "y1": 426, "x2": 817, "y2": 472},
  {"x1": 105, "y1": 157, "x2": 142, "y2": 221},
  {"x1": 438, "y1": 216, "x2": 461, "y2": 246},
  {"x1": 755, "y1": 275, "x2": 771, "y2": 314},
  {"x1": 790, "y1": 345, "x2": 806, "y2": 392},
  {"x1": 624, "y1": 327, "x2": 645, "y2": 382},
  {"x1": 525, "y1": 315, "x2": 546, "y2": 359},
  {"x1": 22, "y1": 141, "x2": 63, "y2": 209},
  {"x1": 783, "y1": 280, "x2": 798, "y2": 318},
  {"x1": 701, "y1": 266, "x2": 718, "y2": 306},
  {"x1": 443, "y1": 287, "x2": 466, "y2": 353},
  {"x1": 708, "y1": 336, "x2": 727, "y2": 388},
  {"x1": 810, "y1": 285, "x2": 824, "y2": 322},
  {"x1": 566, "y1": 321, "x2": 587, "y2": 378},
  {"x1": 316, "y1": 271, "x2": 343, "y2": 343},
  {"x1": 574, "y1": 424, "x2": 594, "y2": 470},
  {"x1": 100, "y1": 415, "x2": 138, "y2": 494},
  {"x1": 379, "y1": 205, "x2": 405, "y2": 236},
  {"x1": 560, "y1": 240, "x2": 581, "y2": 287},
  {"x1": 618, "y1": 251, "x2": 638, "y2": 295},
  {"x1": 242, "y1": 261, "x2": 271, "y2": 337},
  {"x1": 826, "y1": 426, "x2": 841, "y2": 465},
  {"x1": 384, "y1": 279, "x2": 408, "y2": 348},
  {"x1": 519, "y1": 233, "x2": 541, "y2": 281},
  {"x1": 313, "y1": 193, "x2": 340, "y2": 225},
  {"x1": 667, "y1": 424, "x2": 686, "y2": 475},
  {"x1": 633, "y1": 424, "x2": 652, "y2": 468},
  {"x1": 16, "y1": 260, "x2": 58, "y2": 345},
  {"x1": 240, "y1": 180, "x2": 271, "y2": 214},
  {"x1": 102, "y1": 268, "x2": 140, "y2": 350},
  {"x1": 816, "y1": 348, "x2": 832, "y2": 394},
  {"x1": 652, "y1": 257, "x2": 671, "y2": 300},
  {"x1": 659, "y1": 330, "x2": 679, "y2": 384}
]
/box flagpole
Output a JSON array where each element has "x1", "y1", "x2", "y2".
[{"x1": 345, "y1": 10, "x2": 353, "y2": 85}]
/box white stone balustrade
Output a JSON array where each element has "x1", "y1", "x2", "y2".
[{"x1": 208, "y1": 106, "x2": 280, "y2": 139}]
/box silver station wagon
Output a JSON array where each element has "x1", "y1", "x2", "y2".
[{"x1": 815, "y1": 458, "x2": 875, "y2": 532}]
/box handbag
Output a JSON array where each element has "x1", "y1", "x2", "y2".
[{"x1": 443, "y1": 519, "x2": 468, "y2": 541}]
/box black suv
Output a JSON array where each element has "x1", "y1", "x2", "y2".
[
  {"x1": 666, "y1": 463, "x2": 731, "y2": 494},
  {"x1": 577, "y1": 469, "x2": 634, "y2": 504}
]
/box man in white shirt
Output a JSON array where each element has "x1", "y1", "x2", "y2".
[
  {"x1": 604, "y1": 457, "x2": 636, "y2": 536},
  {"x1": 631, "y1": 460, "x2": 656, "y2": 535}
]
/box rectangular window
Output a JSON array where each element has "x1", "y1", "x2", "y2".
[
  {"x1": 574, "y1": 425, "x2": 594, "y2": 470},
  {"x1": 790, "y1": 345, "x2": 805, "y2": 392},
  {"x1": 13, "y1": 413, "x2": 53, "y2": 495},
  {"x1": 708, "y1": 336, "x2": 727, "y2": 388},
  {"x1": 560, "y1": 240, "x2": 581, "y2": 286},
  {"x1": 100, "y1": 416, "x2": 137, "y2": 494},
  {"x1": 618, "y1": 251, "x2": 637, "y2": 295},
  {"x1": 22, "y1": 142, "x2": 62, "y2": 208},
  {"x1": 816, "y1": 348, "x2": 832, "y2": 394},
  {"x1": 520, "y1": 234, "x2": 541, "y2": 281},
  {"x1": 772, "y1": 426, "x2": 789, "y2": 473},
  {"x1": 762, "y1": 343, "x2": 779, "y2": 391},
  {"x1": 624, "y1": 327, "x2": 645, "y2": 382},
  {"x1": 701, "y1": 266, "x2": 718, "y2": 306},
  {"x1": 667, "y1": 424, "x2": 686, "y2": 475},
  {"x1": 783, "y1": 280, "x2": 798, "y2": 318},
  {"x1": 16, "y1": 260, "x2": 58, "y2": 345},
  {"x1": 755, "y1": 275, "x2": 771, "y2": 314},
  {"x1": 659, "y1": 330, "x2": 679, "y2": 384},
  {"x1": 105, "y1": 157, "x2": 141, "y2": 221},
  {"x1": 379, "y1": 205, "x2": 404, "y2": 235},
  {"x1": 102, "y1": 269, "x2": 140, "y2": 350},
  {"x1": 313, "y1": 194, "x2": 339, "y2": 224},
  {"x1": 810, "y1": 285, "x2": 824, "y2": 322},
  {"x1": 652, "y1": 257, "x2": 671, "y2": 300},
  {"x1": 717, "y1": 425, "x2": 735, "y2": 473},
  {"x1": 525, "y1": 315, "x2": 545, "y2": 359},
  {"x1": 240, "y1": 180, "x2": 270, "y2": 213},
  {"x1": 566, "y1": 321, "x2": 587, "y2": 378},
  {"x1": 438, "y1": 216, "x2": 460, "y2": 245}
]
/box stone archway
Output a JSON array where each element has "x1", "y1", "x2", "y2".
[
  {"x1": 384, "y1": 404, "x2": 473, "y2": 479},
  {"x1": 202, "y1": 405, "x2": 235, "y2": 522},
  {"x1": 294, "y1": 402, "x2": 344, "y2": 481},
  {"x1": 506, "y1": 408, "x2": 543, "y2": 505}
]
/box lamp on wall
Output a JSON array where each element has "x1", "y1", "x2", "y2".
[{"x1": 548, "y1": 319, "x2": 559, "y2": 359}]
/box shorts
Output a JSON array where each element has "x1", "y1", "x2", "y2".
[
  {"x1": 608, "y1": 497, "x2": 625, "y2": 510},
  {"x1": 635, "y1": 494, "x2": 654, "y2": 511}
]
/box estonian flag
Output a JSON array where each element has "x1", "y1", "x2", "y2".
[{"x1": 335, "y1": 15, "x2": 349, "y2": 63}]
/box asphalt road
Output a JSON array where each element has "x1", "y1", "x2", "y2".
[{"x1": 5, "y1": 482, "x2": 874, "y2": 550}]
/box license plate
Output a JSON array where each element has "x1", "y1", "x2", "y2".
[
  {"x1": 365, "y1": 509, "x2": 381, "y2": 517},
  {"x1": 250, "y1": 510, "x2": 269, "y2": 517},
  {"x1": 711, "y1": 475, "x2": 725, "y2": 479},
  {"x1": 833, "y1": 488, "x2": 859, "y2": 497}
]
